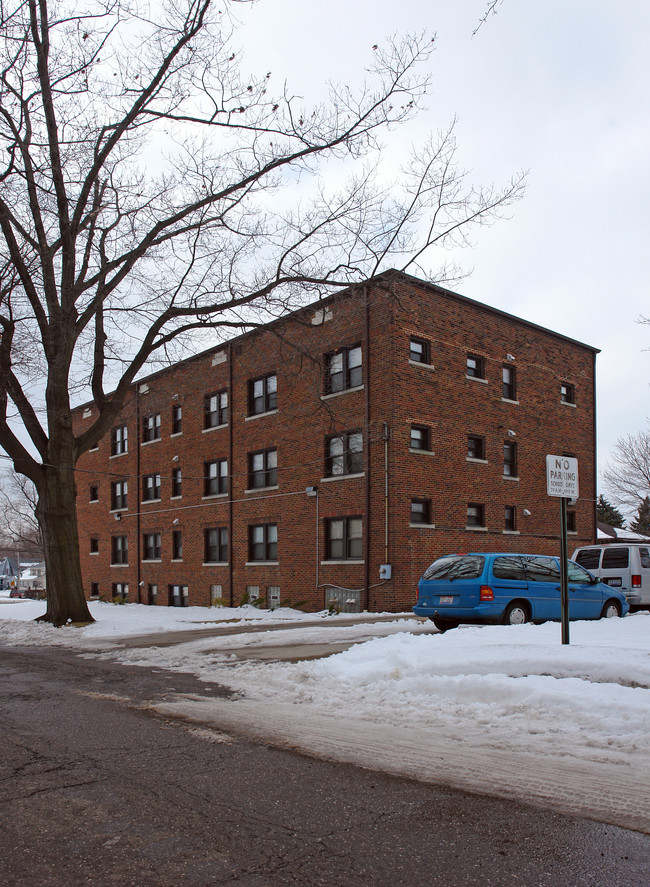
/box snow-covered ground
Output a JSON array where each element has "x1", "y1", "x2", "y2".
[{"x1": 1, "y1": 597, "x2": 649, "y2": 833}]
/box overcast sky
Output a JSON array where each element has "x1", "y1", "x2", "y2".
[{"x1": 238, "y1": 0, "x2": 650, "y2": 492}]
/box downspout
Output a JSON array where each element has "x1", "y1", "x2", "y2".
[
  {"x1": 135, "y1": 387, "x2": 141, "y2": 603},
  {"x1": 592, "y1": 351, "x2": 598, "y2": 544},
  {"x1": 384, "y1": 422, "x2": 390, "y2": 566},
  {"x1": 228, "y1": 342, "x2": 234, "y2": 607},
  {"x1": 363, "y1": 286, "x2": 371, "y2": 611}
]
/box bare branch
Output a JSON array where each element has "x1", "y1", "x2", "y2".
[{"x1": 603, "y1": 427, "x2": 650, "y2": 509}]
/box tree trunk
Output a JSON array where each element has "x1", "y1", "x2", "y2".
[{"x1": 35, "y1": 465, "x2": 94, "y2": 626}]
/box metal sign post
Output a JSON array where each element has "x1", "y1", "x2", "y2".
[
  {"x1": 559, "y1": 496, "x2": 570, "y2": 645},
  {"x1": 546, "y1": 455, "x2": 579, "y2": 646}
]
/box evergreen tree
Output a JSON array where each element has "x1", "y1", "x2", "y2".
[
  {"x1": 630, "y1": 497, "x2": 650, "y2": 535},
  {"x1": 596, "y1": 495, "x2": 626, "y2": 528}
]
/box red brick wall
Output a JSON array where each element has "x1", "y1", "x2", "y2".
[
  {"x1": 74, "y1": 273, "x2": 597, "y2": 613},
  {"x1": 372, "y1": 276, "x2": 597, "y2": 610}
]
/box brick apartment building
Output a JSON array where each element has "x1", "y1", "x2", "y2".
[{"x1": 73, "y1": 270, "x2": 599, "y2": 613}]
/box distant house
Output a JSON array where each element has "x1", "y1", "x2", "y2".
[
  {"x1": 20, "y1": 561, "x2": 46, "y2": 592},
  {"x1": 596, "y1": 522, "x2": 650, "y2": 543},
  {"x1": 0, "y1": 557, "x2": 19, "y2": 591}
]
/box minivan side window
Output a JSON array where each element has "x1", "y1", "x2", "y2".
[
  {"x1": 493, "y1": 556, "x2": 526, "y2": 581},
  {"x1": 602, "y1": 547, "x2": 629, "y2": 569},
  {"x1": 523, "y1": 556, "x2": 560, "y2": 582},
  {"x1": 574, "y1": 549, "x2": 601, "y2": 570},
  {"x1": 567, "y1": 561, "x2": 593, "y2": 584},
  {"x1": 640, "y1": 548, "x2": 650, "y2": 569}
]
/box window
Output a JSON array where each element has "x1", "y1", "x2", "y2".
[
  {"x1": 423, "y1": 555, "x2": 485, "y2": 581},
  {"x1": 171, "y1": 404, "x2": 182, "y2": 435},
  {"x1": 567, "y1": 511, "x2": 576, "y2": 533},
  {"x1": 171, "y1": 466, "x2": 182, "y2": 498},
  {"x1": 560, "y1": 382, "x2": 575, "y2": 405},
  {"x1": 111, "y1": 425, "x2": 128, "y2": 456},
  {"x1": 410, "y1": 425, "x2": 430, "y2": 451},
  {"x1": 204, "y1": 459, "x2": 228, "y2": 496},
  {"x1": 524, "y1": 556, "x2": 560, "y2": 583},
  {"x1": 148, "y1": 584, "x2": 158, "y2": 605},
  {"x1": 249, "y1": 373, "x2": 277, "y2": 415},
  {"x1": 248, "y1": 448, "x2": 278, "y2": 489},
  {"x1": 567, "y1": 562, "x2": 593, "y2": 584},
  {"x1": 268, "y1": 586, "x2": 281, "y2": 609},
  {"x1": 324, "y1": 345, "x2": 362, "y2": 394},
  {"x1": 467, "y1": 435, "x2": 485, "y2": 461},
  {"x1": 466, "y1": 354, "x2": 485, "y2": 379},
  {"x1": 409, "y1": 337, "x2": 430, "y2": 364},
  {"x1": 210, "y1": 585, "x2": 223, "y2": 605},
  {"x1": 90, "y1": 537, "x2": 99, "y2": 554},
  {"x1": 326, "y1": 517, "x2": 363, "y2": 560},
  {"x1": 467, "y1": 503, "x2": 485, "y2": 528},
  {"x1": 493, "y1": 556, "x2": 526, "y2": 580},
  {"x1": 503, "y1": 441, "x2": 517, "y2": 477},
  {"x1": 110, "y1": 480, "x2": 128, "y2": 510},
  {"x1": 142, "y1": 473, "x2": 161, "y2": 501},
  {"x1": 172, "y1": 529, "x2": 183, "y2": 560},
  {"x1": 204, "y1": 527, "x2": 228, "y2": 563},
  {"x1": 602, "y1": 547, "x2": 629, "y2": 569},
  {"x1": 112, "y1": 582, "x2": 128, "y2": 602},
  {"x1": 90, "y1": 582, "x2": 100, "y2": 599},
  {"x1": 504, "y1": 506, "x2": 517, "y2": 532},
  {"x1": 246, "y1": 586, "x2": 261, "y2": 604},
  {"x1": 142, "y1": 412, "x2": 161, "y2": 443},
  {"x1": 111, "y1": 535, "x2": 128, "y2": 565},
  {"x1": 168, "y1": 584, "x2": 188, "y2": 607},
  {"x1": 574, "y1": 548, "x2": 601, "y2": 570},
  {"x1": 248, "y1": 523, "x2": 278, "y2": 562},
  {"x1": 502, "y1": 365, "x2": 516, "y2": 401},
  {"x1": 325, "y1": 431, "x2": 363, "y2": 477},
  {"x1": 89, "y1": 484, "x2": 99, "y2": 502},
  {"x1": 142, "y1": 532, "x2": 161, "y2": 561},
  {"x1": 204, "y1": 390, "x2": 228, "y2": 428},
  {"x1": 411, "y1": 499, "x2": 431, "y2": 525}
]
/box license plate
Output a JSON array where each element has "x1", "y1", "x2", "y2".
[
  {"x1": 605, "y1": 577, "x2": 622, "y2": 587},
  {"x1": 439, "y1": 596, "x2": 454, "y2": 604}
]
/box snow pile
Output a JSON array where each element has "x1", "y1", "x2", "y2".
[
  {"x1": 0, "y1": 597, "x2": 327, "y2": 643},
  {"x1": 183, "y1": 616, "x2": 650, "y2": 762}
]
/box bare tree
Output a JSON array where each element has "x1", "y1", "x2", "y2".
[
  {"x1": 0, "y1": 468, "x2": 43, "y2": 556},
  {"x1": 603, "y1": 428, "x2": 650, "y2": 510},
  {"x1": 0, "y1": 0, "x2": 524, "y2": 625},
  {"x1": 473, "y1": 0, "x2": 506, "y2": 36}
]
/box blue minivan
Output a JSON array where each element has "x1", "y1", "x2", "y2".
[{"x1": 413, "y1": 552, "x2": 629, "y2": 631}]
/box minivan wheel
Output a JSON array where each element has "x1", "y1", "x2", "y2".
[
  {"x1": 503, "y1": 602, "x2": 529, "y2": 626},
  {"x1": 601, "y1": 599, "x2": 622, "y2": 619},
  {"x1": 432, "y1": 617, "x2": 459, "y2": 632}
]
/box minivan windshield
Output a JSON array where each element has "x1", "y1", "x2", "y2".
[{"x1": 422, "y1": 555, "x2": 484, "y2": 581}]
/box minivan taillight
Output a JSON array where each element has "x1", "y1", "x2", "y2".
[
  {"x1": 632, "y1": 575, "x2": 642, "y2": 588},
  {"x1": 480, "y1": 585, "x2": 494, "y2": 601}
]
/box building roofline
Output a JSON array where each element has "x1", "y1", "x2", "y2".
[
  {"x1": 380, "y1": 269, "x2": 600, "y2": 354},
  {"x1": 74, "y1": 269, "x2": 599, "y2": 410}
]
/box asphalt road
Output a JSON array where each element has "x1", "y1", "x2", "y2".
[{"x1": 1, "y1": 645, "x2": 649, "y2": 887}]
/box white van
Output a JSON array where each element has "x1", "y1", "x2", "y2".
[{"x1": 571, "y1": 543, "x2": 649, "y2": 609}]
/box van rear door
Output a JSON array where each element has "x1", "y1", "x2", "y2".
[{"x1": 599, "y1": 546, "x2": 630, "y2": 591}]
